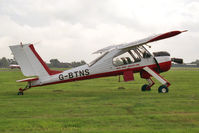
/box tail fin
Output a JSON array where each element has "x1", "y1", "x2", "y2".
[{"x1": 9, "y1": 44, "x2": 61, "y2": 77}]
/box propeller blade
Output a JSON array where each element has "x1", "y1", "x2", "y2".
[{"x1": 171, "y1": 58, "x2": 183, "y2": 64}]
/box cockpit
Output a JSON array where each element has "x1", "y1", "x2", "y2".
[
  {"x1": 113, "y1": 46, "x2": 151, "y2": 66},
  {"x1": 89, "y1": 45, "x2": 152, "y2": 67}
]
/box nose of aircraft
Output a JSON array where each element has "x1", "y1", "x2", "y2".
[
  {"x1": 153, "y1": 51, "x2": 170, "y2": 57},
  {"x1": 153, "y1": 51, "x2": 171, "y2": 72}
]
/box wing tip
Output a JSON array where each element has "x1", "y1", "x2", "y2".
[{"x1": 181, "y1": 30, "x2": 188, "y2": 33}]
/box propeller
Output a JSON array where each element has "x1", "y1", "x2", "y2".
[{"x1": 171, "y1": 58, "x2": 183, "y2": 64}]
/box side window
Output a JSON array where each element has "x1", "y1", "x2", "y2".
[
  {"x1": 129, "y1": 50, "x2": 141, "y2": 62},
  {"x1": 113, "y1": 52, "x2": 134, "y2": 66},
  {"x1": 113, "y1": 50, "x2": 141, "y2": 66}
]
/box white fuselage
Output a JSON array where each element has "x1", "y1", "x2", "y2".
[{"x1": 31, "y1": 48, "x2": 171, "y2": 87}]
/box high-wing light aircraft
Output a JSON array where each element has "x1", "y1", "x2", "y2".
[{"x1": 9, "y1": 30, "x2": 186, "y2": 95}]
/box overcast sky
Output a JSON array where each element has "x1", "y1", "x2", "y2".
[{"x1": 0, "y1": 0, "x2": 198, "y2": 63}]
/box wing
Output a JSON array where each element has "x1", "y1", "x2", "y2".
[
  {"x1": 93, "y1": 30, "x2": 187, "y2": 54},
  {"x1": 93, "y1": 45, "x2": 115, "y2": 54}
]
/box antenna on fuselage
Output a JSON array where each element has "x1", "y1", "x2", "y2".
[{"x1": 146, "y1": 44, "x2": 151, "y2": 48}]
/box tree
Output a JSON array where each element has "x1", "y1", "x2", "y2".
[
  {"x1": 50, "y1": 59, "x2": 61, "y2": 68},
  {"x1": 0, "y1": 57, "x2": 9, "y2": 68},
  {"x1": 8, "y1": 59, "x2": 17, "y2": 65},
  {"x1": 191, "y1": 59, "x2": 199, "y2": 66},
  {"x1": 70, "y1": 60, "x2": 86, "y2": 67},
  {"x1": 48, "y1": 59, "x2": 86, "y2": 68}
]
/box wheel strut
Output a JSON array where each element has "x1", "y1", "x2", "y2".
[
  {"x1": 17, "y1": 82, "x2": 31, "y2": 95},
  {"x1": 141, "y1": 78, "x2": 154, "y2": 91}
]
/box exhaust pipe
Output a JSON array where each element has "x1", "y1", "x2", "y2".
[{"x1": 171, "y1": 58, "x2": 183, "y2": 64}]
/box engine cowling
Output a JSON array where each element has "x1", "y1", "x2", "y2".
[{"x1": 153, "y1": 51, "x2": 170, "y2": 57}]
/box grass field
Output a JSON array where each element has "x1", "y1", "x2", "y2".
[{"x1": 0, "y1": 68, "x2": 199, "y2": 133}]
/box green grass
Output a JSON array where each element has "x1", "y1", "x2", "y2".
[{"x1": 0, "y1": 68, "x2": 199, "y2": 133}]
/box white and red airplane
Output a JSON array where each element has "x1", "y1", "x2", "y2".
[{"x1": 9, "y1": 30, "x2": 186, "y2": 95}]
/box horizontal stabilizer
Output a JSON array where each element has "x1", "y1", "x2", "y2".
[{"x1": 17, "y1": 77, "x2": 39, "y2": 82}]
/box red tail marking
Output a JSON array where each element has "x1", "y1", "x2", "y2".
[{"x1": 29, "y1": 44, "x2": 62, "y2": 75}]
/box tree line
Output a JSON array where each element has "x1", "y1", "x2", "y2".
[
  {"x1": 191, "y1": 60, "x2": 199, "y2": 66},
  {"x1": 1, "y1": 57, "x2": 199, "y2": 68},
  {"x1": 48, "y1": 59, "x2": 86, "y2": 68},
  {"x1": 0, "y1": 57, "x2": 86, "y2": 68}
]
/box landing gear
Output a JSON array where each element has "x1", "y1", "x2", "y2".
[
  {"x1": 17, "y1": 82, "x2": 31, "y2": 95},
  {"x1": 17, "y1": 91, "x2": 24, "y2": 95},
  {"x1": 158, "y1": 85, "x2": 169, "y2": 93},
  {"x1": 141, "y1": 84, "x2": 151, "y2": 91},
  {"x1": 141, "y1": 78, "x2": 154, "y2": 92},
  {"x1": 140, "y1": 67, "x2": 171, "y2": 93},
  {"x1": 117, "y1": 75, "x2": 126, "y2": 90}
]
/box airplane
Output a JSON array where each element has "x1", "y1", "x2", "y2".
[
  {"x1": 9, "y1": 30, "x2": 186, "y2": 95},
  {"x1": 9, "y1": 64, "x2": 20, "y2": 69}
]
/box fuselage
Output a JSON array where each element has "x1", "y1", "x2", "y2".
[{"x1": 31, "y1": 47, "x2": 171, "y2": 87}]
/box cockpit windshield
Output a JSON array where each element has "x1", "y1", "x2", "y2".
[{"x1": 136, "y1": 46, "x2": 151, "y2": 58}]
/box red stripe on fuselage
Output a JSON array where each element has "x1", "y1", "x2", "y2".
[
  {"x1": 32, "y1": 61, "x2": 171, "y2": 87},
  {"x1": 29, "y1": 44, "x2": 62, "y2": 75}
]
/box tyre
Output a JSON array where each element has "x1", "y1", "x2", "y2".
[
  {"x1": 17, "y1": 92, "x2": 24, "y2": 95},
  {"x1": 158, "y1": 85, "x2": 169, "y2": 93},
  {"x1": 141, "y1": 84, "x2": 151, "y2": 91}
]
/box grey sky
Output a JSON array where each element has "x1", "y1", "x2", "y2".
[{"x1": 0, "y1": 0, "x2": 198, "y2": 63}]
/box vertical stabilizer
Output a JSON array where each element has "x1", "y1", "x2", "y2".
[{"x1": 9, "y1": 44, "x2": 61, "y2": 78}]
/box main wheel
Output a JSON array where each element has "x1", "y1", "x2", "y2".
[
  {"x1": 17, "y1": 92, "x2": 24, "y2": 95},
  {"x1": 141, "y1": 84, "x2": 151, "y2": 91},
  {"x1": 158, "y1": 85, "x2": 169, "y2": 93}
]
